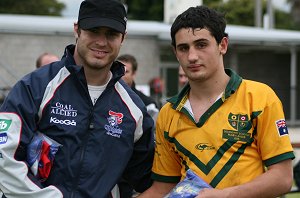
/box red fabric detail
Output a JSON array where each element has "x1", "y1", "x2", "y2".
[{"x1": 38, "y1": 141, "x2": 52, "y2": 179}]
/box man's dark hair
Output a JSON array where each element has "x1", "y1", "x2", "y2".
[
  {"x1": 117, "y1": 54, "x2": 138, "y2": 72},
  {"x1": 171, "y1": 5, "x2": 228, "y2": 47}
]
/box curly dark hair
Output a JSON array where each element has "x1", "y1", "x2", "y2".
[{"x1": 171, "y1": 5, "x2": 228, "y2": 48}]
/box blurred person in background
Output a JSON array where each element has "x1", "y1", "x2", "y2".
[
  {"x1": 149, "y1": 76, "x2": 164, "y2": 109},
  {"x1": 117, "y1": 54, "x2": 159, "y2": 119},
  {"x1": 117, "y1": 54, "x2": 158, "y2": 198},
  {"x1": 178, "y1": 65, "x2": 188, "y2": 90},
  {"x1": 36, "y1": 52, "x2": 59, "y2": 68}
]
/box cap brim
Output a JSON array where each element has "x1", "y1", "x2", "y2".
[{"x1": 79, "y1": 18, "x2": 126, "y2": 33}]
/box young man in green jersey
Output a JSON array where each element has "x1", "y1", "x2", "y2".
[{"x1": 139, "y1": 5, "x2": 294, "y2": 198}]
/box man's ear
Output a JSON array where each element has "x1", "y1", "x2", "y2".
[
  {"x1": 121, "y1": 32, "x2": 127, "y2": 43},
  {"x1": 172, "y1": 46, "x2": 179, "y2": 61},
  {"x1": 219, "y1": 37, "x2": 228, "y2": 55},
  {"x1": 74, "y1": 22, "x2": 79, "y2": 39}
]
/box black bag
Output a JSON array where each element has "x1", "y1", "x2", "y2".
[{"x1": 293, "y1": 160, "x2": 300, "y2": 189}]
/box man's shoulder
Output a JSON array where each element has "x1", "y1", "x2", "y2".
[{"x1": 240, "y1": 79, "x2": 275, "y2": 95}]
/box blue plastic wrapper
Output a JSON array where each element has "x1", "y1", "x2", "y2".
[
  {"x1": 165, "y1": 169, "x2": 212, "y2": 198},
  {"x1": 27, "y1": 132, "x2": 61, "y2": 181}
]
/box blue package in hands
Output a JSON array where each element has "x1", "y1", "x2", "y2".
[
  {"x1": 165, "y1": 169, "x2": 212, "y2": 198},
  {"x1": 27, "y1": 132, "x2": 62, "y2": 181}
]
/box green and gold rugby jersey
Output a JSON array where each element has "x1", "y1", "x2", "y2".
[{"x1": 152, "y1": 69, "x2": 294, "y2": 189}]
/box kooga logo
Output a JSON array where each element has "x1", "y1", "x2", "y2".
[{"x1": 50, "y1": 117, "x2": 77, "y2": 126}]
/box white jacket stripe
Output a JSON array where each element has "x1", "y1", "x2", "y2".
[
  {"x1": 115, "y1": 82, "x2": 143, "y2": 143},
  {"x1": 0, "y1": 113, "x2": 63, "y2": 198},
  {"x1": 38, "y1": 66, "x2": 71, "y2": 120}
]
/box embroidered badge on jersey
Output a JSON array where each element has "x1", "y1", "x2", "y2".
[
  {"x1": 275, "y1": 119, "x2": 289, "y2": 136},
  {"x1": 104, "y1": 110, "x2": 124, "y2": 138},
  {"x1": 223, "y1": 113, "x2": 252, "y2": 142}
]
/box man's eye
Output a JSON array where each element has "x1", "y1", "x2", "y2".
[
  {"x1": 106, "y1": 31, "x2": 119, "y2": 37},
  {"x1": 178, "y1": 46, "x2": 188, "y2": 52},
  {"x1": 89, "y1": 28, "x2": 98, "y2": 33},
  {"x1": 196, "y1": 42, "x2": 207, "y2": 49}
]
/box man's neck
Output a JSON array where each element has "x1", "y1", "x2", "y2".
[{"x1": 189, "y1": 69, "x2": 229, "y2": 101}]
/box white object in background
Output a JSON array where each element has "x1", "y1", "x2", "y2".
[{"x1": 136, "y1": 85, "x2": 150, "y2": 96}]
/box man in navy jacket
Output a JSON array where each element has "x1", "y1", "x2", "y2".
[{"x1": 0, "y1": 0, "x2": 154, "y2": 197}]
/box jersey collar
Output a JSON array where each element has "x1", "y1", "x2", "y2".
[{"x1": 167, "y1": 68, "x2": 242, "y2": 111}]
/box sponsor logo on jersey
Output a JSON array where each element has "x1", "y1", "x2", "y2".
[
  {"x1": 50, "y1": 102, "x2": 78, "y2": 126},
  {"x1": 223, "y1": 113, "x2": 252, "y2": 142},
  {"x1": 0, "y1": 119, "x2": 12, "y2": 132},
  {"x1": 0, "y1": 133, "x2": 8, "y2": 144},
  {"x1": 50, "y1": 117, "x2": 77, "y2": 126},
  {"x1": 104, "y1": 110, "x2": 123, "y2": 138},
  {"x1": 275, "y1": 119, "x2": 288, "y2": 136},
  {"x1": 195, "y1": 143, "x2": 215, "y2": 152},
  {"x1": 51, "y1": 102, "x2": 78, "y2": 117}
]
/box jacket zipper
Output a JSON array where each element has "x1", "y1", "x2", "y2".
[{"x1": 70, "y1": 109, "x2": 94, "y2": 198}]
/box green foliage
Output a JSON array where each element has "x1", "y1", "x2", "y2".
[
  {"x1": 126, "y1": 0, "x2": 163, "y2": 21},
  {"x1": 204, "y1": 0, "x2": 257, "y2": 26},
  {"x1": 222, "y1": 0, "x2": 256, "y2": 26},
  {"x1": 203, "y1": 0, "x2": 222, "y2": 8},
  {"x1": 275, "y1": 10, "x2": 300, "y2": 30},
  {"x1": 204, "y1": 0, "x2": 300, "y2": 30},
  {"x1": 0, "y1": 0, "x2": 65, "y2": 16}
]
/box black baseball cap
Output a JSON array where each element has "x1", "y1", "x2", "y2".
[{"x1": 78, "y1": 0, "x2": 127, "y2": 34}]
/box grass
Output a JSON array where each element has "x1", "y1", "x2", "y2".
[
  {"x1": 282, "y1": 185, "x2": 300, "y2": 198},
  {"x1": 285, "y1": 194, "x2": 300, "y2": 198}
]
